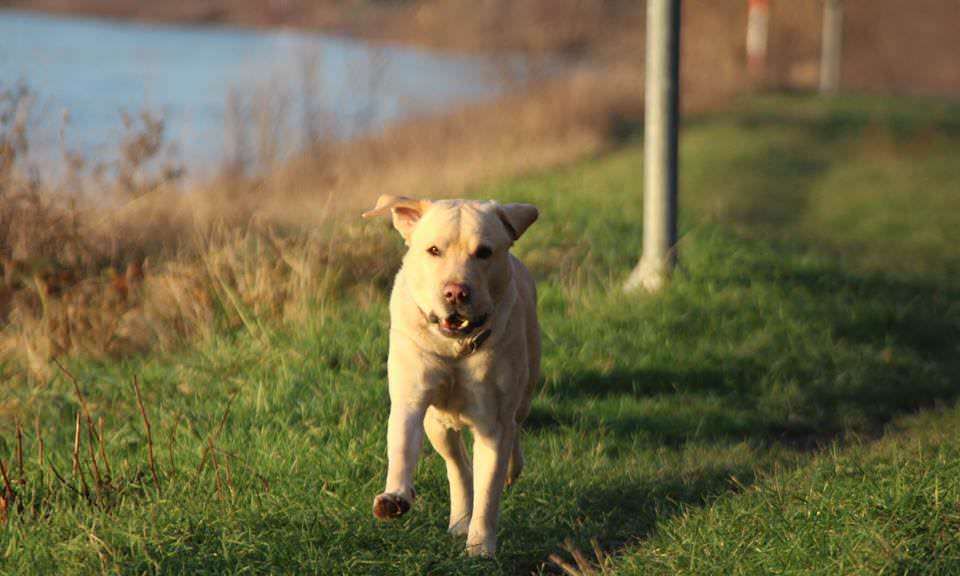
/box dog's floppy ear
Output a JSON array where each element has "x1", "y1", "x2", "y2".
[
  {"x1": 362, "y1": 195, "x2": 432, "y2": 242},
  {"x1": 496, "y1": 203, "x2": 539, "y2": 242}
]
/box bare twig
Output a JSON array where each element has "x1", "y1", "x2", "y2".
[
  {"x1": 221, "y1": 448, "x2": 236, "y2": 497},
  {"x1": 219, "y1": 447, "x2": 269, "y2": 504},
  {"x1": 566, "y1": 539, "x2": 598, "y2": 575},
  {"x1": 0, "y1": 460, "x2": 15, "y2": 518},
  {"x1": 72, "y1": 411, "x2": 91, "y2": 500},
  {"x1": 34, "y1": 416, "x2": 44, "y2": 484},
  {"x1": 549, "y1": 539, "x2": 606, "y2": 576},
  {"x1": 167, "y1": 413, "x2": 181, "y2": 479},
  {"x1": 86, "y1": 422, "x2": 104, "y2": 503},
  {"x1": 549, "y1": 553, "x2": 585, "y2": 576},
  {"x1": 260, "y1": 474, "x2": 270, "y2": 494},
  {"x1": 97, "y1": 416, "x2": 113, "y2": 480},
  {"x1": 132, "y1": 376, "x2": 162, "y2": 496},
  {"x1": 47, "y1": 459, "x2": 84, "y2": 499},
  {"x1": 72, "y1": 411, "x2": 81, "y2": 477},
  {"x1": 15, "y1": 418, "x2": 24, "y2": 485},
  {"x1": 55, "y1": 360, "x2": 105, "y2": 491},
  {"x1": 196, "y1": 392, "x2": 237, "y2": 476},
  {"x1": 590, "y1": 539, "x2": 608, "y2": 569},
  {"x1": 209, "y1": 448, "x2": 224, "y2": 501}
]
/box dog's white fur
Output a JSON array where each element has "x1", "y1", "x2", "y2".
[{"x1": 362, "y1": 195, "x2": 540, "y2": 557}]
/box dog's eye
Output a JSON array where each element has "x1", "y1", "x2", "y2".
[
  {"x1": 427, "y1": 246, "x2": 442, "y2": 257},
  {"x1": 475, "y1": 245, "x2": 493, "y2": 259}
]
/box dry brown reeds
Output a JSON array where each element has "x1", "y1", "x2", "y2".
[
  {"x1": 548, "y1": 538, "x2": 615, "y2": 576},
  {"x1": 0, "y1": 53, "x2": 662, "y2": 381}
]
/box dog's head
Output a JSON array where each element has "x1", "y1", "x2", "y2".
[{"x1": 363, "y1": 195, "x2": 538, "y2": 338}]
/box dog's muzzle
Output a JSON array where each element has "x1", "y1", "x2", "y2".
[
  {"x1": 438, "y1": 312, "x2": 488, "y2": 337},
  {"x1": 421, "y1": 308, "x2": 492, "y2": 355}
]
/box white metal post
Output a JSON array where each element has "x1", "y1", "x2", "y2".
[
  {"x1": 746, "y1": 0, "x2": 770, "y2": 81},
  {"x1": 625, "y1": 0, "x2": 681, "y2": 293},
  {"x1": 820, "y1": 0, "x2": 843, "y2": 94}
]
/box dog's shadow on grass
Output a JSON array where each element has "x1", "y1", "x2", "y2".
[{"x1": 499, "y1": 458, "x2": 760, "y2": 574}]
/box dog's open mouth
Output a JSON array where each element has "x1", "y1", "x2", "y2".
[{"x1": 437, "y1": 312, "x2": 488, "y2": 337}]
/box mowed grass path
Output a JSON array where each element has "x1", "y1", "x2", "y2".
[{"x1": 3, "y1": 94, "x2": 960, "y2": 574}]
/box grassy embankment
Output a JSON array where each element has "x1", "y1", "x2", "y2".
[{"x1": 2, "y1": 94, "x2": 960, "y2": 574}]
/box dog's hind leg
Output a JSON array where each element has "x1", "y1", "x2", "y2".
[
  {"x1": 424, "y1": 409, "x2": 473, "y2": 536},
  {"x1": 506, "y1": 432, "x2": 524, "y2": 487}
]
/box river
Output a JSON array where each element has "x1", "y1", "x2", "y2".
[{"x1": 0, "y1": 9, "x2": 525, "y2": 176}]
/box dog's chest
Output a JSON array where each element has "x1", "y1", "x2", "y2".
[{"x1": 428, "y1": 357, "x2": 492, "y2": 430}]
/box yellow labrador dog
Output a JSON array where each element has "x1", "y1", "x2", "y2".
[{"x1": 362, "y1": 195, "x2": 540, "y2": 557}]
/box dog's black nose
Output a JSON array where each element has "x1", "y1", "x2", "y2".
[{"x1": 442, "y1": 282, "x2": 470, "y2": 305}]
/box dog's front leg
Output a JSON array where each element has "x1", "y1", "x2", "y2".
[
  {"x1": 373, "y1": 402, "x2": 427, "y2": 519},
  {"x1": 466, "y1": 422, "x2": 515, "y2": 557}
]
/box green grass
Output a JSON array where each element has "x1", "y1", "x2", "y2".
[
  {"x1": 3, "y1": 93, "x2": 960, "y2": 574},
  {"x1": 615, "y1": 406, "x2": 960, "y2": 575}
]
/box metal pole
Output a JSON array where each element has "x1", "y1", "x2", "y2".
[
  {"x1": 625, "y1": 0, "x2": 680, "y2": 293},
  {"x1": 820, "y1": 0, "x2": 843, "y2": 94}
]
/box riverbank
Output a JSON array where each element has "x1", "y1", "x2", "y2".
[
  {"x1": 0, "y1": 0, "x2": 633, "y2": 55},
  {"x1": 4, "y1": 0, "x2": 959, "y2": 96}
]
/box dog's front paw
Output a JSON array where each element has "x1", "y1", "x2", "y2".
[
  {"x1": 466, "y1": 533, "x2": 496, "y2": 558},
  {"x1": 373, "y1": 492, "x2": 412, "y2": 520},
  {"x1": 448, "y1": 514, "x2": 471, "y2": 537}
]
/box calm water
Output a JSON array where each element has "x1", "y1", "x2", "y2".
[{"x1": 0, "y1": 10, "x2": 522, "y2": 175}]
